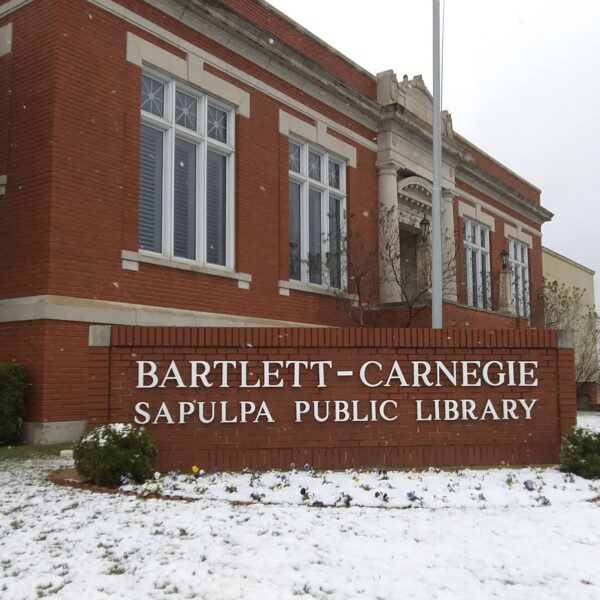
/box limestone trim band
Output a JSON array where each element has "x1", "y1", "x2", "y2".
[
  {"x1": 0, "y1": 22, "x2": 12, "y2": 57},
  {"x1": 0, "y1": 1, "x2": 27, "y2": 20},
  {"x1": 458, "y1": 192, "x2": 542, "y2": 238},
  {"x1": 0, "y1": 295, "x2": 323, "y2": 328}
]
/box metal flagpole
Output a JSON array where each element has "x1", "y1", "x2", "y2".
[{"x1": 431, "y1": 0, "x2": 443, "y2": 328}]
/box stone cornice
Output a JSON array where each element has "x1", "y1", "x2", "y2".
[
  {"x1": 173, "y1": 0, "x2": 380, "y2": 126},
  {"x1": 379, "y1": 103, "x2": 552, "y2": 225},
  {"x1": 379, "y1": 104, "x2": 469, "y2": 164},
  {"x1": 456, "y1": 162, "x2": 553, "y2": 225}
]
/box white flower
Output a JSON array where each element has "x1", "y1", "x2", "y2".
[{"x1": 154, "y1": 471, "x2": 161, "y2": 480}]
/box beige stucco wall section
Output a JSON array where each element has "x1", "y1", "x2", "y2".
[
  {"x1": 542, "y1": 247, "x2": 596, "y2": 308},
  {"x1": 543, "y1": 247, "x2": 597, "y2": 393}
]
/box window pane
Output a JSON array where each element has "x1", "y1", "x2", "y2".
[
  {"x1": 328, "y1": 160, "x2": 341, "y2": 189},
  {"x1": 173, "y1": 138, "x2": 196, "y2": 260},
  {"x1": 175, "y1": 90, "x2": 198, "y2": 131},
  {"x1": 289, "y1": 181, "x2": 301, "y2": 281},
  {"x1": 289, "y1": 142, "x2": 301, "y2": 173},
  {"x1": 206, "y1": 150, "x2": 227, "y2": 265},
  {"x1": 308, "y1": 151, "x2": 321, "y2": 181},
  {"x1": 515, "y1": 267, "x2": 522, "y2": 315},
  {"x1": 481, "y1": 254, "x2": 489, "y2": 309},
  {"x1": 308, "y1": 188, "x2": 322, "y2": 284},
  {"x1": 139, "y1": 124, "x2": 163, "y2": 252},
  {"x1": 207, "y1": 105, "x2": 228, "y2": 143},
  {"x1": 464, "y1": 248, "x2": 470, "y2": 304},
  {"x1": 328, "y1": 196, "x2": 341, "y2": 288},
  {"x1": 471, "y1": 249, "x2": 478, "y2": 307},
  {"x1": 523, "y1": 269, "x2": 530, "y2": 317},
  {"x1": 141, "y1": 75, "x2": 165, "y2": 118}
]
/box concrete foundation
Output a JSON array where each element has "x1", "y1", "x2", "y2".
[{"x1": 22, "y1": 420, "x2": 86, "y2": 445}]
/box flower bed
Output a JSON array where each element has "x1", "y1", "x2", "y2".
[{"x1": 120, "y1": 464, "x2": 599, "y2": 509}]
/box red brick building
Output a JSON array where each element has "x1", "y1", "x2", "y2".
[{"x1": 0, "y1": 0, "x2": 554, "y2": 444}]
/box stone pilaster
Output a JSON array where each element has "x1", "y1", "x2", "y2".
[
  {"x1": 441, "y1": 190, "x2": 457, "y2": 302},
  {"x1": 378, "y1": 163, "x2": 402, "y2": 304}
]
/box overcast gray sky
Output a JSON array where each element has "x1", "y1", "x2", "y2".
[{"x1": 268, "y1": 0, "x2": 600, "y2": 302}]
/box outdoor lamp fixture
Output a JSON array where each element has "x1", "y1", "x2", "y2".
[
  {"x1": 419, "y1": 214, "x2": 431, "y2": 242},
  {"x1": 500, "y1": 249, "x2": 510, "y2": 270}
]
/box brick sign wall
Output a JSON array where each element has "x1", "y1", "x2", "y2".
[{"x1": 90, "y1": 326, "x2": 576, "y2": 471}]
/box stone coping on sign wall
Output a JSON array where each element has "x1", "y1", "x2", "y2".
[{"x1": 107, "y1": 325, "x2": 560, "y2": 349}]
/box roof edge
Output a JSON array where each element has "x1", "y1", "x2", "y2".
[
  {"x1": 542, "y1": 246, "x2": 596, "y2": 276},
  {"x1": 455, "y1": 132, "x2": 542, "y2": 194},
  {"x1": 258, "y1": 0, "x2": 376, "y2": 81}
]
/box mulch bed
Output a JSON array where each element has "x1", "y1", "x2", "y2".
[{"x1": 47, "y1": 468, "x2": 198, "y2": 502}]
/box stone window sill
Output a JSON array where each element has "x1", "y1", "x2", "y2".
[
  {"x1": 278, "y1": 279, "x2": 358, "y2": 305},
  {"x1": 121, "y1": 250, "x2": 252, "y2": 289}
]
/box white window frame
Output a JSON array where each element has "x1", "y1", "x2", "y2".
[
  {"x1": 139, "y1": 68, "x2": 235, "y2": 270},
  {"x1": 463, "y1": 218, "x2": 491, "y2": 309},
  {"x1": 508, "y1": 238, "x2": 530, "y2": 318},
  {"x1": 288, "y1": 137, "x2": 347, "y2": 290}
]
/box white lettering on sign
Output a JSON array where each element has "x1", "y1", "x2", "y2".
[{"x1": 132, "y1": 359, "x2": 541, "y2": 425}]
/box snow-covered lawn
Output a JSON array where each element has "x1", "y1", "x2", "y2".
[
  {"x1": 578, "y1": 410, "x2": 600, "y2": 432},
  {"x1": 0, "y1": 415, "x2": 598, "y2": 599}
]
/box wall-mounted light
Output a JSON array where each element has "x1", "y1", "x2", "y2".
[
  {"x1": 500, "y1": 249, "x2": 509, "y2": 270},
  {"x1": 419, "y1": 214, "x2": 430, "y2": 242}
]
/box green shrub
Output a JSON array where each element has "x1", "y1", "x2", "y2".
[
  {"x1": 73, "y1": 424, "x2": 157, "y2": 487},
  {"x1": 560, "y1": 426, "x2": 600, "y2": 479},
  {"x1": 0, "y1": 363, "x2": 27, "y2": 445}
]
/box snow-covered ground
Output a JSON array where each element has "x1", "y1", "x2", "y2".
[
  {"x1": 578, "y1": 410, "x2": 600, "y2": 432},
  {"x1": 0, "y1": 415, "x2": 598, "y2": 599}
]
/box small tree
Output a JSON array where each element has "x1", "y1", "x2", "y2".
[
  {"x1": 537, "y1": 278, "x2": 600, "y2": 395},
  {"x1": 322, "y1": 211, "x2": 380, "y2": 326}
]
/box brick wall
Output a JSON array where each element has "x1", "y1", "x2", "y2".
[
  {"x1": 98, "y1": 325, "x2": 576, "y2": 471},
  {"x1": 0, "y1": 3, "x2": 56, "y2": 299},
  {"x1": 0, "y1": 320, "x2": 89, "y2": 422},
  {"x1": 0, "y1": 0, "x2": 548, "y2": 331},
  {"x1": 379, "y1": 303, "x2": 528, "y2": 329},
  {"x1": 1, "y1": 0, "x2": 376, "y2": 327}
]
